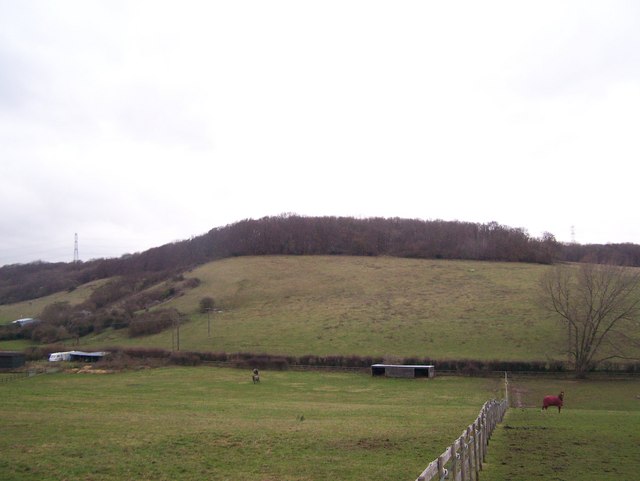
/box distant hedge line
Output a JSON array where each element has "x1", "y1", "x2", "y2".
[{"x1": 24, "y1": 345, "x2": 640, "y2": 374}]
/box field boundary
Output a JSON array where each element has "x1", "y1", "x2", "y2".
[
  {"x1": 415, "y1": 398, "x2": 508, "y2": 481},
  {"x1": 0, "y1": 370, "x2": 39, "y2": 383}
]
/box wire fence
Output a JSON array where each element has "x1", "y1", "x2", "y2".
[{"x1": 0, "y1": 371, "x2": 34, "y2": 383}]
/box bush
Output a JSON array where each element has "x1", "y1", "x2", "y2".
[
  {"x1": 23, "y1": 343, "x2": 69, "y2": 361},
  {"x1": 94, "y1": 349, "x2": 169, "y2": 370},
  {"x1": 127, "y1": 309, "x2": 176, "y2": 337},
  {"x1": 199, "y1": 351, "x2": 229, "y2": 362},
  {"x1": 183, "y1": 277, "x2": 201, "y2": 288},
  {"x1": 94, "y1": 309, "x2": 130, "y2": 331},
  {"x1": 39, "y1": 301, "x2": 73, "y2": 325},
  {"x1": 461, "y1": 361, "x2": 482, "y2": 376},
  {"x1": 170, "y1": 351, "x2": 202, "y2": 366},
  {"x1": 120, "y1": 347, "x2": 171, "y2": 359},
  {"x1": 30, "y1": 322, "x2": 69, "y2": 343},
  {"x1": 199, "y1": 296, "x2": 215, "y2": 314},
  {"x1": 226, "y1": 352, "x2": 291, "y2": 370},
  {"x1": 0, "y1": 324, "x2": 24, "y2": 341}
]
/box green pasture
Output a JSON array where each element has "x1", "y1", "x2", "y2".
[
  {"x1": 3, "y1": 256, "x2": 639, "y2": 364},
  {"x1": 484, "y1": 377, "x2": 640, "y2": 481},
  {"x1": 0, "y1": 366, "x2": 503, "y2": 481},
  {"x1": 49, "y1": 256, "x2": 566, "y2": 362},
  {"x1": 2, "y1": 367, "x2": 638, "y2": 481}
]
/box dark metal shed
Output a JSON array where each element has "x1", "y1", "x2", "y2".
[
  {"x1": 0, "y1": 351, "x2": 26, "y2": 369},
  {"x1": 371, "y1": 363, "x2": 435, "y2": 378}
]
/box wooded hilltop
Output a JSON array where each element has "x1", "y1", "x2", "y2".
[{"x1": 2, "y1": 214, "x2": 640, "y2": 305}]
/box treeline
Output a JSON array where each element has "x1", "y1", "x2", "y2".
[{"x1": 2, "y1": 215, "x2": 640, "y2": 305}]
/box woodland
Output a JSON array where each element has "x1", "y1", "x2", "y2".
[{"x1": 2, "y1": 214, "x2": 639, "y2": 305}]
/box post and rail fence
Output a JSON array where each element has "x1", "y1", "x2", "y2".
[
  {"x1": 415, "y1": 373, "x2": 509, "y2": 481},
  {"x1": 414, "y1": 399, "x2": 507, "y2": 481}
]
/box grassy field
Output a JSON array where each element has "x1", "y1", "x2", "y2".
[
  {"x1": 11, "y1": 255, "x2": 568, "y2": 362},
  {"x1": 483, "y1": 376, "x2": 640, "y2": 481},
  {"x1": 1, "y1": 367, "x2": 638, "y2": 481},
  {"x1": 2, "y1": 256, "x2": 639, "y2": 480},
  {"x1": 0, "y1": 366, "x2": 503, "y2": 481}
]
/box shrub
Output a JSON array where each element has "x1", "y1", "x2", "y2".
[
  {"x1": 0, "y1": 324, "x2": 24, "y2": 341},
  {"x1": 462, "y1": 361, "x2": 482, "y2": 376},
  {"x1": 127, "y1": 309, "x2": 176, "y2": 337},
  {"x1": 199, "y1": 296, "x2": 215, "y2": 314},
  {"x1": 120, "y1": 347, "x2": 171, "y2": 359},
  {"x1": 39, "y1": 301, "x2": 73, "y2": 325},
  {"x1": 170, "y1": 351, "x2": 202, "y2": 366},
  {"x1": 23, "y1": 343, "x2": 69, "y2": 361},
  {"x1": 183, "y1": 277, "x2": 201, "y2": 288},
  {"x1": 199, "y1": 351, "x2": 229, "y2": 362},
  {"x1": 30, "y1": 322, "x2": 69, "y2": 343},
  {"x1": 94, "y1": 309, "x2": 130, "y2": 330},
  {"x1": 94, "y1": 349, "x2": 169, "y2": 370}
]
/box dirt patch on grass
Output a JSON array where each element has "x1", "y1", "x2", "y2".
[{"x1": 68, "y1": 365, "x2": 115, "y2": 374}]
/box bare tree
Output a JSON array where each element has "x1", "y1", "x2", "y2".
[{"x1": 541, "y1": 262, "x2": 640, "y2": 377}]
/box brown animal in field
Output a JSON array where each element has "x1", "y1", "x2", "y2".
[
  {"x1": 252, "y1": 368, "x2": 260, "y2": 383},
  {"x1": 542, "y1": 391, "x2": 564, "y2": 412}
]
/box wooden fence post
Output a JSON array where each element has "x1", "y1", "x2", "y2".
[
  {"x1": 460, "y1": 434, "x2": 469, "y2": 481},
  {"x1": 480, "y1": 411, "x2": 487, "y2": 462},
  {"x1": 437, "y1": 455, "x2": 445, "y2": 481},
  {"x1": 467, "y1": 425, "x2": 477, "y2": 481},
  {"x1": 450, "y1": 442, "x2": 459, "y2": 481},
  {"x1": 504, "y1": 371, "x2": 509, "y2": 407},
  {"x1": 413, "y1": 398, "x2": 508, "y2": 481},
  {"x1": 472, "y1": 421, "x2": 481, "y2": 479},
  {"x1": 488, "y1": 402, "x2": 495, "y2": 437}
]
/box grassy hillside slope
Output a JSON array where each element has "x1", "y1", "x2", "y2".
[
  {"x1": 71, "y1": 256, "x2": 564, "y2": 361},
  {"x1": 0, "y1": 279, "x2": 109, "y2": 325}
]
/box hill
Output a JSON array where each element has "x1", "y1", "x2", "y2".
[
  {"x1": 125, "y1": 256, "x2": 567, "y2": 361},
  {"x1": 3, "y1": 215, "x2": 640, "y2": 308},
  {"x1": 2, "y1": 256, "x2": 568, "y2": 362}
]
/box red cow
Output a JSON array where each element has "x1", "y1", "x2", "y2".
[{"x1": 542, "y1": 391, "x2": 564, "y2": 412}]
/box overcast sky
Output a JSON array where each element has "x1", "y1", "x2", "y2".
[{"x1": 1, "y1": 1, "x2": 639, "y2": 266}]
